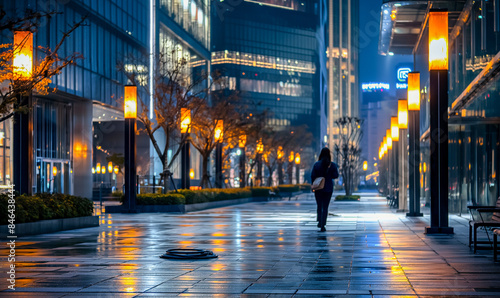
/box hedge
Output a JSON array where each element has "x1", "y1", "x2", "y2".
[
  {"x1": 0, "y1": 193, "x2": 94, "y2": 224},
  {"x1": 335, "y1": 195, "x2": 361, "y2": 201},
  {"x1": 116, "y1": 185, "x2": 308, "y2": 206}
]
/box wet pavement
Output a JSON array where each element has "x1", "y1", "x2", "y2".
[{"x1": 2, "y1": 191, "x2": 500, "y2": 297}]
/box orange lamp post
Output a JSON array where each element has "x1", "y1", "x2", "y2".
[
  {"x1": 12, "y1": 31, "x2": 34, "y2": 195},
  {"x1": 426, "y1": 10, "x2": 453, "y2": 234},
  {"x1": 295, "y1": 152, "x2": 301, "y2": 184},
  {"x1": 239, "y1": 134, "x2": 247, "y2": 187},
  {"x1": 407, "y1": 72, "x2": 423, "y2": 217},
  {"x1": 124, "y1": 85, "x2": 137, "y2": 211},
  {"x1": 398, "y1": 99, "x2": 408, "y2": 212},
  {"x1": 215, "y1": 120, "x2": 224, "y2": 188},
  {"x1": 180, "y1": 108, "x2": 191, "y2": 189},
  {"x1": 256, "y1": 138, "x2": 264, "y2": 186}
]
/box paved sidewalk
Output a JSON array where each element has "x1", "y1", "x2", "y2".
[{"x1": 2, "y1": 192, "x2": 500, "y2": 297}]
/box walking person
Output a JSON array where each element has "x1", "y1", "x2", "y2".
[{"x1": 311, "y1": 147, "x2": 339, "y2": 232}]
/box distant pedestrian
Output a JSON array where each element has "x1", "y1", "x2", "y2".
[{"x1": 311, "y1": 147, "x2": 339, "y2": 232}]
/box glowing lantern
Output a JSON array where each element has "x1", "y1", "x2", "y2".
[
  {"x1": 189, "y1": 169, "x2": 195, "y2": 179},
  {"x1": 180, "y1": 108, "x2": 191, "y2": 133},
  {"x1": 92, "y1": 167, "x2": 95, "y2": 174},
  {"x1": 391, "y1": 117, "x2": 399, "y2": 142},
  {"x1": 428, "y1": 11, "x2": 448, "y2": 71},
  {"x1": 113, "y1": 166, "x2": 119, "y2": 175},
  {"x1": 295, "y1": 153, "x2": 300, "y2": 165},
  {"x1": 101, "y1": 165, "x2": 106, "y2": 174},
  {"x1": 363, "y1": 161, "x2": 368, "y2": 171},
  {"x1": 214, "y1": 120, "x2": 223, "y2": 142},
  {"x1": 52, "y1": 166, "x2": 57, "y2": 177},
  {"x1": 256, "y1": 139, "x2": 264, "y2": 154},
  {"x1": 108, "y1": 162, "x2": 113, "y2": 173},
  {"x1": 124, "y1": 85, "x2": 137, "y2": 118},
  {"x1": 386, "y1": 130, "x2": 393, "y2": 150},
  {"x1": 239, "y1": 134, "x2": 246, "y2": 148},
  {"x1": 398, "y1": 99, "x2": 408, "y2": 129},
  {"x1": 407, "y1": 72, "x2": 420, "y2": 111},
  {"x1": 13, "y1": 31, "x2": 33, "y2": 78},
  {"x1": 96, "y1": 163, "x2": 101, "y2": 174},
  {"x1": 289, "y1": 151, "x2": 294, "y2": 162}
]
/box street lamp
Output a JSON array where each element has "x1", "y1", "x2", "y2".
[
  {"x1": 407, "y1": 72, "x2": 423, "y2": 217},
  {"x1": 363, "y1": 161, "x2": 368, "y2": 171},
  {"x1": 256, "y1": 138, "x2": 263, "y2": 186},
  {"x1": 390, "y1": 117, "x2": 398, "y2": 202},
  {"x1": 277, "y1": 146, "x2": 284, "y2": 184},
  {"x1": 12, "y1": 31, "x2": 34, "y2": 195},
  {"x1": 124, "y1": 85, "x2": 137, "y2": 212},
  {"x1": 426, "y1": 10, "x2": 453, "y2": 234},
  {"x1": 180, "y1": 108, "x2": 191, "y2": 189},
  {"x1": 398, "y1": 100, "x2": 408, "y2": 212},
  {"x1": 295, "y1": 152, "x2": 301, "y2": 184},
  {"x1": 239, "y1": 134, "x2": 246, "y2": 187},
  {"x1": 288, "y1": 151, "x2": 294, "y2": 184},
  {"x1": 214, "y1": 120, "x2": 223, "y2": 188}
]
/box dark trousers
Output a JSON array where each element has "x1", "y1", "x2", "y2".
[{"x1": 315, "y1": 191, "x2": 333, "y2": 227}]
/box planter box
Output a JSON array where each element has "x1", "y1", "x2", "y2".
[
  {"x1": 0, "y1": 216, "x2": 99, "y2": 237},
  {"x1": 105, "y1": 196, "x2": 268, "y2": 213}
]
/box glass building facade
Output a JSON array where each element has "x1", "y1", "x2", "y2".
[
  {"x1": 381, "y1": 0, "x2": 500, "y2": 214},
  {"x1": 1, "y1": 0, "x2": 149, "y2": 197},
  {"x1": 211, "y1": 0, "x2": 327, "y2": 151}
]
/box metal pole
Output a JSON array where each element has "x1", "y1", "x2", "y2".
[
  {"x1": 215, "y1": 142, "x2": 222, "y2": 188},
  {"x1": 408, "y1": 110, "x2": 423, "y2": 216},
  {"x1": 295, "y1": 163, "x2": 300, "y2": 184},
  {"x1": 181, "y1": 134, "x2": 190, "y2": 189},
  {"x1": 398, "y1": 129, "x2": 407, "y2": 212},
  {"x1": 239, "y1": 148, "x2": 246, "y2": 188},
  {"x1": 256, "y1": 153, "x2": 262, "y2": 186},
  {"x1": 426, "y1": 69, "x2": 453, "y2": 234},
  {"x1": 124, "y1": 117, "x2": 137, "y2": 212},
  {"x1": 13, "y1": 94, "x2": 33, "y2": 195}
]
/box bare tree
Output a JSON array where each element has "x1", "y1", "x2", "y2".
[
  {"x1": 190, "y1": 90, "x2": 242, "y2": 188},
  {"x1": 119, "y1": 47, "x2": 209, "y2": 192},
  {"x1": 334, "y1": 116, "x2": 363, "y2": 196},
  {"x1": 0, "y1": 9, "x2": 85, "y2": 122}
]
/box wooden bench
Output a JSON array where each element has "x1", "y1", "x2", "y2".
[
  {"x1": 467, "y1": 197, "x2": 500, "y2": 253},
  {"x1": 494, "y1": 229, "x2": 500, "y2": 262}
]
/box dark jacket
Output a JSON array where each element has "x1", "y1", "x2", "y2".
[{"x1": 311, "y1": 160, "x2": 339, "y2": 193}]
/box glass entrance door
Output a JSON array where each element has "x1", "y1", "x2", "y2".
[{"x1": 36, "y1": 159, "x2": 69, "y2": 194}]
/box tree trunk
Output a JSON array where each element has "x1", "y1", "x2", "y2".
[
  {"x1": 200, "y1": 155, "x2": 210, "y2": 188},
  {"x1": 278, "y1": 162, "x2": 284, "y2": 185},
  {"x1": 266, "y1": 166, "x2": 273, "y2": 186},
  {"x1": 162, "y1": 157, "x2": 169, "y2": 194}
]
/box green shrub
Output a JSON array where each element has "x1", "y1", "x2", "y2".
[
  {"x1": 0, "y1": 193, "x2": 93, "y2": 224},
  {"x1": 136, "y1": 193, "x2": 185, "y2": 205},
  {"x1": 277, "y1": 185, "x2": 300, "y2": 192},
  {"x1": 335, "y1": 195, "x2": 360, "y2": 201}
]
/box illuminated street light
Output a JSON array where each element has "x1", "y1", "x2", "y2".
[
  {"x1": 398, "y1": 99, "x2": 408, "y2": 129},
  {"x1": 180, "y1": 108, "x2": 191, "y2": 189},
  {"x1": 13, "y1": 31, "x2": 33, "y2": 78},
  {"x1": 391, "y1": 117, "x2": 399, "y2": 142},
  {"x1": 407, "y1": 72, "x2": 423, "y2": 217},
  {"x1": 124, "y1": 85, "x2": 137, "y2": 212},
  {"x1": 426, "y1": 10, "x2": 453, "y2": 234},
  {"x1": 215, "y1": 120, "x2": 223, "y2": 188}
]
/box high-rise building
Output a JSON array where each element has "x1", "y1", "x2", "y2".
[
  {"x1": 326, "y1": 0, "x2": 359, "y2": 150},
  {"x1": 211, "y1": 0, "x2": 328, "y2": 152}
]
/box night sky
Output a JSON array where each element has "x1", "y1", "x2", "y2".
[{"x1": 358, "y1": 0, "x2": 412, "y2": 95}]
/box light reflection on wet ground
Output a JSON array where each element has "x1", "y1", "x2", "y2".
[{"x1": 2, "y1": 192, "x2": 500, "y2": 296}]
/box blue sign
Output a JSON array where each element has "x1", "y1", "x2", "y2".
[{"x1": 397, "y1": 67, "x2": 412, "y2": 83}]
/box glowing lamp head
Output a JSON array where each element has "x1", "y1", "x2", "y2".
[
  {"x1": 13, "y1": 31, "x2": 33, "y2": 79},
  {"x1": 295, "y1": 153, "x2": 300, "y2": 165},
  {"x1": 391, "y1": 116, "x2": 399, "y2": 142},
  {"x1": 428, "y1": 11, "x2": 448, "y2": 71},
  {"x1": 52, "y1": 166, "x2": 57, "y2": 177},
  {"x1": 96, "y1": 163, "x2": 101, "y2": 174},
  {"x1": 386, "y1": 130, "x2": 393, "y2": 150},
  {"x1": 398, "y1": 99, "x2": 408, "y2": 129},
  {"x1": 101, "y1": 166, "x2": 106, "y2": 174},
  {"x1": 277, "y1": 146, "x2": 284, "y2": 159},
  {"x1": 239, "y1": 134, "x2": 246, "y2": 148},
  {"x1": 289, "y1": 151, "x2": 294, "y2": 162},
  {"x1": 113, "y1": 166, "x2": 119, "y2": 175},
  {"x1": 108, "y1": 162, "x2": 113, "y2": 173},
  {"x1": 92, "y1": 167, "x2": 95, "y2": 174},
  {"x1": 214, "y1": 120, "x2": 223, "y2": 142},
  {"x1": 363, "y1": 161, "x2": 368, "y2": 171},
  {"x1": 407, "y1": 72, "x2": 421, "y2": 111},
  {"x1": 180, "y1": 108, "x2": 191, "y2": 133},
  {"x1": 124, "y1": 85, "x2": 137, "y2": 118},
  {"x1": 189, "y1": 169, "x2": 195, "y2": 179},
  {"x1": 256, "y1": 139, "x2": 264, "y2": 154}
]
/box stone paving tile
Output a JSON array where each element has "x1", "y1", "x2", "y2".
[{"x1": 2, "y1": 191, "x2": 500, "y2": 296}]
